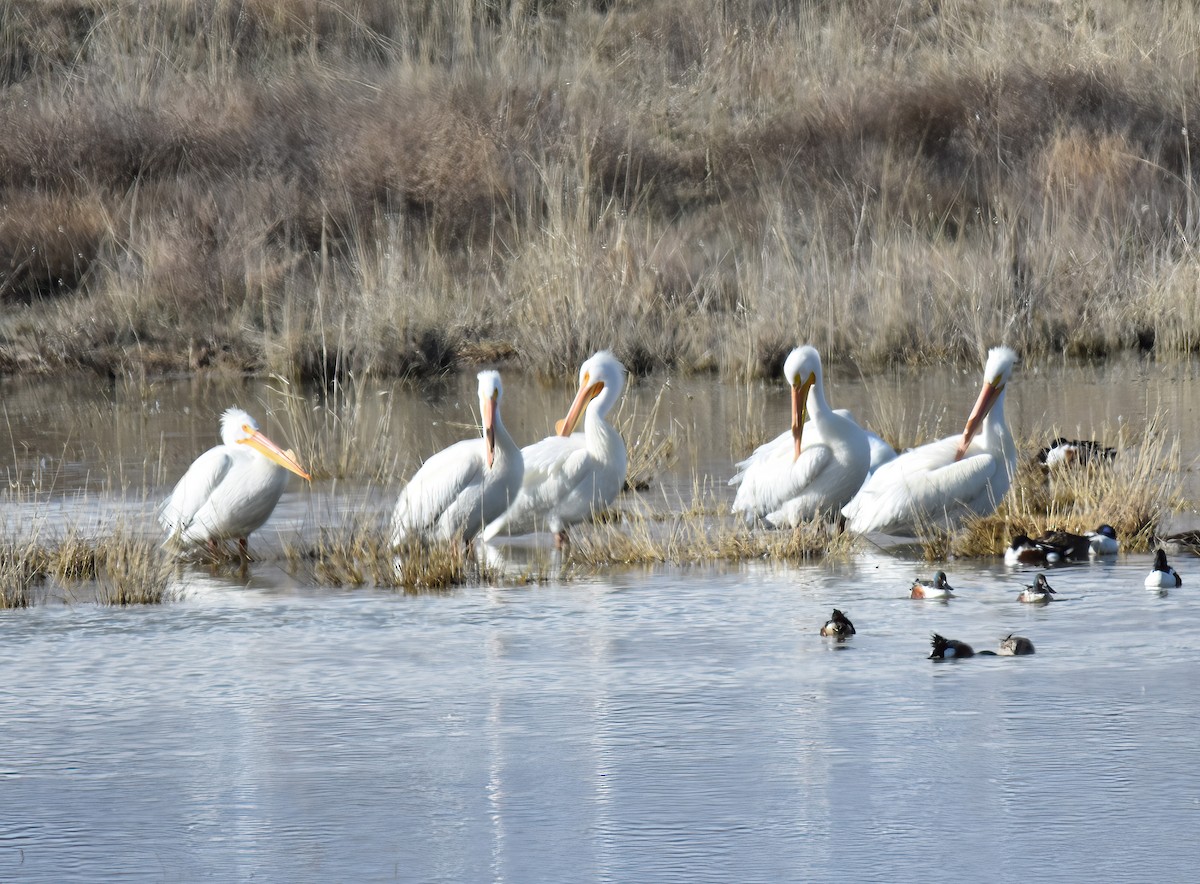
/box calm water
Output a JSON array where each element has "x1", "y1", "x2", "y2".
[{"x1": 2, "y1": 359, "x2": 1200, "y2": 881}]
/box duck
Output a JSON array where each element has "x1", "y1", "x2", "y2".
[
  {"x1": 910, "y1": 570, "x2": 955, "y2": 599},
  {"x1": 928, "y1": 633, "x2": 974, "y2": 659},
  {"x1": 998, "y1": 634, "x2": 1036, "y2": 656},
  {"x1": 1037, "y1": 437, "x2": 1116, "y2": 469},
  {"x1": 1003, "y1": 529, "x2": 1090, "y2": 565},
  {"x1": 1017, "y1": 573, "x2": 1056, "y2": 604},
  {"x1": 1005, "y1": 534, "x2": 1045, "y2": 566},
  {"x1": 1086, "y1": 524, "x2": 1120, "y2": 556},
  {"x1": 1144, "y1": 548, "x2": 1182, "y2": 588},
  {"x1": 820, "y1": 608, "x2": 856, "y2": 639}
]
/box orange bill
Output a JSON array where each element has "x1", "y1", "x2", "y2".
[
  {"x1": 955, "y1": 381, "x2": 1003, "y2": 462},
  {"x1": 242, "y1": 430, "x2": 312, "y2": 480},
  {"x1": 557, "y1": 379, "x2": 605, "y2": 437}
]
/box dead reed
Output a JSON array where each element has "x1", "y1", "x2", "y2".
[
  {"x1": 3, "y1": 2, "x2": 1200, "y2": 380},
  {"x1": 943, "y1": 419, "x2": 1182, "y2": 559}
]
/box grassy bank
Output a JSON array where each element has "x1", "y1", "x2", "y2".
[{"x1": 3, "y1": 1, "x2": 1200, "y2": 381}]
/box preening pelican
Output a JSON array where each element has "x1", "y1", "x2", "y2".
[
  {"x1": 161, "y1": 407, "x2": 311, "y2": 554},
  {"x1": 483, "y1": 351, "x2": 627, "y2": 548},
  {"x1": 842, "y1": 346, "x2": 1018, "y2": 536},
  {"x1": 730, "y1": 346, "x2": 871, "y2": 527},
  {"x1": 391, "y1": 371, "x2": 523, "y2": 547}
]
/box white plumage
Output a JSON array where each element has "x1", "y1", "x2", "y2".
[
  {"x1": 483, "y1": 351, "x2": 627, "y2": 547},
  {"x1": 730, "y1": 346, "x2": 871, "y2": 526},
  {"x1": 842, "y1": 346, "x2": 1018, "y2": 536},
  {"x1": 391, "y1": 371, "x2": 523, "y2": 546},
  {"x1": 161, "y1": 407, "x2": 310, "y2": 551}
]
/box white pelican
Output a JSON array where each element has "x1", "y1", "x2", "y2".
[
  {"x1": 730, "y1": 346, "x2": 871, "y2": 527},
  {"x1": 161, "y1": 407, "x2": 311, "y2": 554},
  {"x1": 842, "y1": 346, "x2": 1018, "y2": 536},
  {"x1": 390, "y1": 370, "x2": 523, "y2": 547},
  {"x1": 482, "y1": 351, "x2": 627, "y2": 548}
]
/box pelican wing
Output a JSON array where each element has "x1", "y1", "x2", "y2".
[
  {"x1": 392, "y1": 439, "x2": 486, "y2": 538},
  {"x1": 843, "y1": 437, "x2": 1001, "y2": 534},
  {"x1": 732, "y1": 434, "x2": 835, "y2": 521},
  {"x1": 160, "y1": 446, "x2": 234, "y2": 537},
  {"x1": 483, "y1": 434, "x2": 595, "y2": 538}
]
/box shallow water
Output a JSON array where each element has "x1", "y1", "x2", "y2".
[{"x1": 2, "y1": 360, "x2": 1200, "y2": 881}]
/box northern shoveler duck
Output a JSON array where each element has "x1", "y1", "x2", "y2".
[
  {"x1": 911, "y1": 570, "x2": 955, "y2": 599},
  {"x1": 1086, "y1": 524, "x2": 1119, "y2": 556},
  {"x1": 1037, "y1": 437, "x2": 1116, "y2": 469},
  {"x1": 1004, "y1": 529, "x2": 1090, "y2": 565},
  {"x1": 1017, "y1": 573, "x2": 1056, "y2": 603},
  {"x1": 820, "y1": 608, "x2": 856, "y2": 639},
  {"x1": 1033, "y1": 528, "x2": 1091, "y2": 562},
  {"x1": 929, "y1": 633, "x2": 974, "y2": 659},
  {"x1": 1005, "y1": 534, "x2": 1045, "y2": 565},
  {"x1": 1144, "y1": 548, "x2": 1182, "y2": 588},
  {"x1": 998, "y1": 634, "x2": 1036, "y2": 656}
]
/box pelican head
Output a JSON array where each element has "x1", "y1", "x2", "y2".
[
  {"x1": 556, "y1": 351, "x2": 627, "y2": 436},
  {"x1": 477, "y1": 370, "x2": 503, "y2": 469},
  {"x1": 783, "y1": 346, "x2": 823, "y2": 461},
  {"x1": 220, "y1": 407, "x2": 311, "y2": 480},
  {"x1": 955, "y1": 346, "x2": 1018, "y2": 461}
]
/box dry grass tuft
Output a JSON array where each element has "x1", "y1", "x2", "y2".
[
  {"x1": 948, "y1": 421, "x2": 1181, "y2": 559},
  {"x1": 570, "y1": 498, "x2": 857, "y2": 568},
  {"x1": 5, "y1": 1, "x2": 1200, "y2": 379}
]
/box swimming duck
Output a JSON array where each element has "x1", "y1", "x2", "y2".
[
  {"x1": 998, "y1": 634, "x2": 1036, "y2": 656},
  {"x1": 820, "y1": 608, "x2": 856, "y2": 639},
  {"x1": 910, "y1": 570, "x2": 955, "y2": 599},
  {"x1": 1033, "y1": 528, "x2": 1091, "y2": 562},
  {"x1": 1037, "y1": 437, "x2": 1116, "y2": 469},
  {"x1": 1144, "y1": 548, "x2": 1182, "y2": 588},
  {"x1": 1004, "y1": 529, "x2": 1090, "y2": 565},
  {"x1": 928, "y1": 633, "x2": 974, "y2": 659},
  {"x1": 1086, "y1": 524, "x2": 1120, "y2": 556},
  {"x1": 1005, "y1": 534, "x2": 1045, "y2": 566},
  {"x1": 1017, "y1": 573, "x2": 1056, "y2": 604}
]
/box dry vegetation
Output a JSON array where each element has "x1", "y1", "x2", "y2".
[{"x1": 3, "y1": 0, "x2": 1200, "y2": 381}]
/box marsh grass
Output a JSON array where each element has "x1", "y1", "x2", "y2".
[
  {"x1": 0, "y1": 529, "x2": 172, "y2": 606},
  {"x1": 569, "y1": 494, "x2": 857, "y2": 568},
  {"x1": 5, "y1": 2, "x2": 1200, "y2": 379},
  {"x1": 939, "y1": 420, "x2": 1183, "y2": 560}
]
